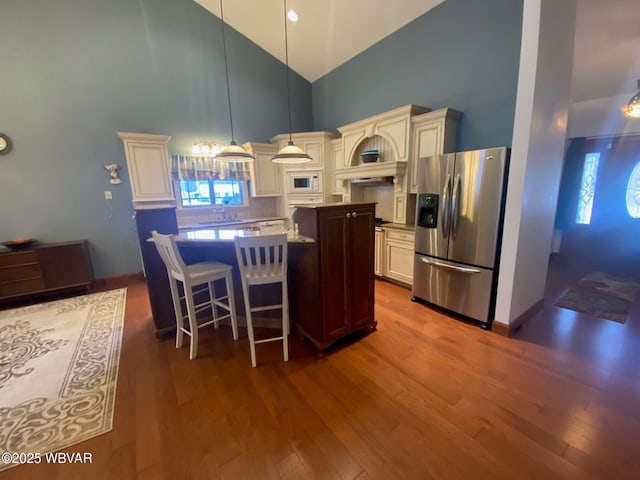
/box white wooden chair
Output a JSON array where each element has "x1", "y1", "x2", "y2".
[
  {"x1": 151, "y1": 230, "x2": 238, "y2": 360},
  {"x1": 234, "y1": 233, "x2": 289, "y2": 367}
]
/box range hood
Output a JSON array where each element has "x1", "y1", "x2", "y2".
[
  {"x1": 334, "y1": 161, "x2": 406, "y2": 182},
  {"x1": 350, "y1": 176, "x2": 394, "y2": 185}
]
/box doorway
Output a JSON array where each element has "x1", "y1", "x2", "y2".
[{"x1": 555, "y1": 134, "x2": 640, "y2": 277}]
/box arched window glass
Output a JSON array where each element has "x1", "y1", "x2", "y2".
[
  {"x1": 575, "y1": 152, "x2": 600, "y2": 225},
  {"x1": 626, "y1": 161, "x2": 640, "y2": 218}
]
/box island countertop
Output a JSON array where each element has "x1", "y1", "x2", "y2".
[
  {"x1": 152, "y1": 226, "x2": 314, "y2": 244},
  {"x1": 177, "y1": 216, "x2": 287, "y2": 231}
]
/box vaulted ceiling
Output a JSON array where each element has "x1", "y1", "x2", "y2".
[
  {"x1": 194, "y1": 0, "x2": 445, "y2": 83},
  {"x1": 195, "y1": 0, "x2": 640, "y2": 103}
]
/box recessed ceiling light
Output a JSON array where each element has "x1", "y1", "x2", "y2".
[{"x1": 287, "y1": 9, "x2": 298, "y2": 22}]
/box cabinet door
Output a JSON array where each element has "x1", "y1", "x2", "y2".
[
  {"x1": 384, "y1": 240, "x2": 414, "y2": 285},
  {"x1": 409, "y1": 110, "x2": 460, "y2": 194},
  {"x1": 39, "y1": 242, "x2": 93, "y2": 289},
  {"x1": 349, "y1": 206, "x2": 375, "y2": 329},
  {"x1": 318, "y1": 209, "x2": 351, "y2": 340},
  {"x1": 250, "y1": 150, "x2": 281, "y2": 196},
  {"x1": 410, "y1": 122, "x2": 442, "y2": 193},
  {"x1": 118, "y1": 132, "x2": 175, "y2": 208},
  {"x1": 302, "y1": 139, "x2": 324, "y2": 169}
]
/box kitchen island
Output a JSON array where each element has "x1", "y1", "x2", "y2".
[
  {"x1": 145, "y1": 226, "x2": 312, "y2": 338},
  {"x1": 145, "y1": 203, "x2": 377, "y2": 351}
]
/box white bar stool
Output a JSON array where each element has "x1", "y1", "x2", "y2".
[
  {"x1": 234, "y1": 233, "x2": 289, "y2": 367},
  {"x1": 151, "y1": 230, "x2": 238, "y2": 360}
]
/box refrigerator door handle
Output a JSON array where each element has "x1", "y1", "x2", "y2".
[
  {"x1": 420, "y1": 257, "x2": 481, "y2": 274},
  {"x1": 441, "y1": 174, "x2": 451, "y2": 238},
  {"x1": 450, "y1": 174, "x2": 461, "y2": 239}
]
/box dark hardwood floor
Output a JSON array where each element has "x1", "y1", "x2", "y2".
[{"x1": 2, "y1": 260, "x2": 640, "y2": 479}]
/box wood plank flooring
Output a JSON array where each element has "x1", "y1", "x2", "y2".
[{"x1": 2, "y1": 261, "x2": 640, "y2": 479}]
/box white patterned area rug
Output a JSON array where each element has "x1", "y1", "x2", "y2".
[{"x1": 0, "y1": 288, "x2": 126, "y2": 471}]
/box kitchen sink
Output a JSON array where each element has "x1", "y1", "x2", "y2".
[{"x1": 198, "y1": 220, "x2": 243, "y2": 226}]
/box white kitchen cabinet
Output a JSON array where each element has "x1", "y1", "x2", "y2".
[
  {"x1": 270, "y1": 131, "x2": 339, "y2": 218},
  {"x1": 409, "y1": 108, "x2": 461, "y2": 193},
  {"x1": 242, "y1": 142, "x2": 281, "y2": 197},
  {"x1": 383, "y1": 228, "x2": 415, "y2": 286},
  {"x1": 335, "y1": 105, "x2": 430, "y2": 225},
  {"x1": 330, "y1": 138, "x2": 345, "y2": 195},
  {"x1": 117, "y1": 132, "x2": 175, "y2": 209},
  {"x1": 338, "y1": 104, "x2": 429, "y2": 167},
  {"x1": 375, "y1": 230, "x2": 385, "y2": 276}
]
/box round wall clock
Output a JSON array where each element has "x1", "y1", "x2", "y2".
[{"x1": 0, "y1": 133, "x2": 12, "y2": 155}]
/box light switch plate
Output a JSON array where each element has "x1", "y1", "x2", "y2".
[{"x1": 104, "y1": 191, "x2": 112, "y2": 200}]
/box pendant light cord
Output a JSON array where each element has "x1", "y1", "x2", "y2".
[
  {"x1": 284, "y1": 0, "x2": 293, "y2": 144},
  {"x1": 220, "y1": 0, "x2": 235, "y2": 144}
]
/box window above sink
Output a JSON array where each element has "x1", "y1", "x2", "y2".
[{"x1": 175, "y1": 179, "x2": 248, "y2": 208}]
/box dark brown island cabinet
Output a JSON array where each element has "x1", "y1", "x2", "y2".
[
  {"x1": 293, "y1": 203, "x2": 377, "y2": 350},
  {"x1": 0, "y1": 241, "x2": 93, "y2": 302}
]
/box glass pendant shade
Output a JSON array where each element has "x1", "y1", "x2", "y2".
[
  {"x1": 272, "y1": 141, "x2": 312, "y2": 163},
  {"x1": 216, "y1": 141, "x2": 255, "y2": 162},
  {"x1": 622, "y1": 80, "x2": 640, "y2": 119}
]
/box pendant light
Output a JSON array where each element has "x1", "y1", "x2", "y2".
[
  {"x1": 216, "y1": 0, "x2": 254, "y2": 162},
  {"x1": 272, "y1": 0, "x2": 312, "y2": 164},
  {"x1": 621, "y1": 79, "x2": 640, "y2": 119}
]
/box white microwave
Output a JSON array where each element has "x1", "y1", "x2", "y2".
[{"x1": 286, "y1": 171, "x2": 322, "y2": 195}]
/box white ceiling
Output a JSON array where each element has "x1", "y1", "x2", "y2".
[
  {"x1": 573, "y1": 0, "x2": 640, "y2": 103},
  {"x1": 195, "y1": 0, "x2": 640, "y2": 102},
  {"x1": 194, "y1": 0, "x2": 444, "y2": 83}
]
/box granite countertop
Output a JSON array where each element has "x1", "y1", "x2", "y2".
[
  {"x1": 174, "y1": 226, "x2": 314, "y2": 245},
  {"x1": 382, "y1": 223, "x2": 416, "y2": 232},
  {"x1": 178, "y1": 216, "x2": 287, "y2": 231}
]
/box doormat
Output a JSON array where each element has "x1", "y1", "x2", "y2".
[
  {"x1": 554, "y1": 271, "x2": 640, "y2": 323},
  {"x1": 0, "y1": 288, "x2": 126, "y2": 472}
]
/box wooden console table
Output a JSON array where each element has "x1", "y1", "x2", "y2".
[{"x1": 0, "y1": 240, "x2": 93, "y2": 302}]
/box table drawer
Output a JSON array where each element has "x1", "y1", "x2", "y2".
[
  {"x1": 385, "y1": 229, "x2": 415, "y2": 243},
  {"x1": 0, "y1": 250, "x2": 38, "y2": 268},
  {"x1": 0, "y1": 263, "x2": 42, "y2": 282},
  {"x1": 0, "y1": 277, "x2": 46, "y2": 298}
]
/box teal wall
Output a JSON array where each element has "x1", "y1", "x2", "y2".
[
  {"x1": 0, "y1": 0, "x2": 523, "y2": 279},
  {"x1": 311, "y1": 0, "x2": 523, "y2": 151},
  {"x1": 0, "y1": 0, "x2": 311, "y2": 278}
]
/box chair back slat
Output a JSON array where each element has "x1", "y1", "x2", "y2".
[
  {"x1": 151, "y1": 230, "x2": 187, "y2": 278},
  {"x1": 234, "y1": 234, "x2": 287, "y2": 284}
]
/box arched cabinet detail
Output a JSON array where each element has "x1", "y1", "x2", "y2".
[
  {"x1": 334, "y1": 105, "x2": 461, "y2": 225},
  {"x1": 340, "y1": 105, "x2": 429, "y2": 167}
]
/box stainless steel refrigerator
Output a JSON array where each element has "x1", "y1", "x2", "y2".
[{"x1": 411, "y1": 147, "x2": 509, "y2": 327}]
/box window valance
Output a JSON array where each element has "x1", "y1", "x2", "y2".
[{"x1": 170, "y1": 154, "x2": 251, "y2": 181}]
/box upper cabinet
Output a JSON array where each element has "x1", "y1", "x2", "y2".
[
  {"x1": 242, "y1": 142, "x2": 281, "y2": 197},
  {"x1": 409, "y1": 108, "x2": 461, "y2": 193},
  {"x1": 117, "y1": 132, "x2": 175, "y2": 209},
  {"x1": 336, "y1": 105, "x2": 430, "y2": 176},
  {"x1": 270, "y1": 131, "x2": 339, "y2": 208}
]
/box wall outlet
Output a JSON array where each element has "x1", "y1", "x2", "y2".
[{"x1": 104, "y1": 191, "x2": 112, "y2": 200}]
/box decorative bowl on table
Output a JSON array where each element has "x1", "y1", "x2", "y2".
[
  {"x1": 360, "y1": 149, "x2": 379, "y2": 163},
  {"x1": 1, "y1": 238, "x2": 36, "y2": 250}
]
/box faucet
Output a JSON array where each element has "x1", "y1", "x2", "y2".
[
  {"x1": 212, "y1": 208, "x2": 225, "y2": 222},
  {"x1": 212, "y1": 208, "x2": 239, "y2": 223}
]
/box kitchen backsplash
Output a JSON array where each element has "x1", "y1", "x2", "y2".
[
  {"x1": 355, "y1": 183, "x2": 395, "y2": 221},
  {"x1": 176, "y1": 196, "x2": 279, "y2": 227}
]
